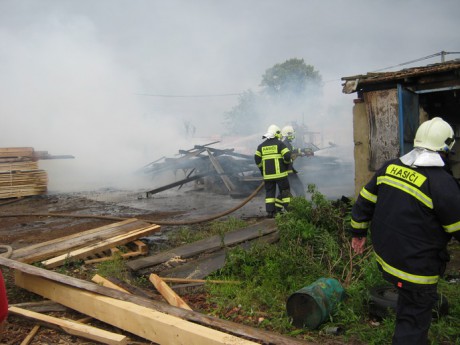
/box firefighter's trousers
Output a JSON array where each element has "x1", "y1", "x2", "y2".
[
  {"x1": 392, "y1": 287, "x2": 438, "y2": 345},
  {"x1": 264, "y1": 177, "x2": 291, "y2": 214}
]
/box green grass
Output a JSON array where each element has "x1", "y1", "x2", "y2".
[
  {"x1": 205, "y1": 187, "x2": 460, "y2": 344},
  {"x1": 168, "y1": 216, "x2": 247, "y2": 246}
]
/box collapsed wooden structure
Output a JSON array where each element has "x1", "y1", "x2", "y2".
[
  {"x1": 141, "y1": 140, "x2": 341, "y2": 199},
  {"x1": 142, "y1": 142, "x2": 262, "y2": 197},
  {"x1": 0, "y1": 218, "x2": 312, "y2": 344},
  {"x1": 0, "y1": 147, "x2": 74, "y2": 199}
]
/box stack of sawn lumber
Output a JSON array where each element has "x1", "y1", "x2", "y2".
[{"x1": 0, "y1": 147, "x2": 47, "y2": 199}]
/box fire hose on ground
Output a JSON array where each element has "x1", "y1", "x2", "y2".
[{"x1": 0, "y1": 182, "x2": 265, "y2": 226}]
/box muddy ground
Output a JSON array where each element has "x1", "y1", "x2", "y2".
[
  {"x1": 0, "y1": 186, "x2": 274, "y2": 345},
  {"x1": 1, "y1": 185, "x2": 458, "y2": 345}
]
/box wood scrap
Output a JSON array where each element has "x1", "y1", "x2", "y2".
[
  {"x1": 149, "y1": 274, "x2": 192, "y2": 310},
  {"x1": 103, "y1": 276, "x2": 157, "y2": 300},
  {"x1": 150, "y1": 231, "x2": 280, "y2": 279},
  {"x1": 92, "y1": 275, "x2": 157, "y2": 300},
  {"x1": 206, "y1": 148, "x2": 236, "y2": 192},
  {"x1": 20, "y1": 324, "x2": 41, "y2": 345},
  {"x1": 85, "y1": 240, "x2": 148, "y2": 264},
  {"x1": 0, "y1": 147, "x2": 34, "y2": 159},
  {"x1": 159, "y1": 277, "x2": 240, "y2": 284},
  {"x1": 127, "y1": 218, "x2": 276, "y2": 271},
  {"x1": 12, "y1": 218, "x2": 158, "y2": 263},
  {"x1": 41, "y1": 224, "x2": 160, "y2": 268},
  {"x1": 9, "y1": 306, "x2": 128, "y2": 345},
  {"x1": 0, "y1": 257, "x2": 311, "y2": 345},
  {"x1": 10, "y1": 300, "x2": 68, "y2": 313},
  {"x1": 91, "y1": 274, "x2": 131, "y2": 294}
]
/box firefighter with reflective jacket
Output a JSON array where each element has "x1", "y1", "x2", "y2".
[
  {"x1": 281, "y1": 125, "x2": 314, "y2": 197},
  {"x1": 350, "y1": 117, "x2": 460, "y2": 345},
  {"x1": 255, "y1": 124, "x2": 292, "y2": 218}
]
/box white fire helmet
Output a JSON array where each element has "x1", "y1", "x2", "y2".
[
  {"x1": 282, "y1": 125, "x2": 295, "y2": 140},
  {"x1": 263, "y1": 124, "x2": 282, "y2": 139},
  {"x1": 414, "y1": 117, "x2": 455, "y2": 152}
]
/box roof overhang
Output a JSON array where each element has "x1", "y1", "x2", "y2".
[{"x1": 341, "y1": 59, "x2": 460, "y2": 94}]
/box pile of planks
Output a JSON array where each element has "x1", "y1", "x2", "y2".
[
  {"x1": 0, "y1": 147, "x2": 47, "y2": 199},
  {"x1": 0, "y1": 218, "x2": 310, "y2": 345}
]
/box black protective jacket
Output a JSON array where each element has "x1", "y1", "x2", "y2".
[
  {"x1": 282, "y1": 138, "x2": 299, "y2": 174},
  {"x1": 351, "y1": 158, "x2": 460, "y2": 290},
  {"x1": 254, "y1": 138, "x2": 291, "y2": 180}
]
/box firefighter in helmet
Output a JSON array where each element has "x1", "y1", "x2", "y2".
[
  {"x1": 281, "y1": 125, "x2": 314, "y2": 197},
  {"x1": 350, "y1": 117, "x2": 460, "y2": 345},
  {"x1": 254, "y1": 124, "x2": 292, "y2": 218}
]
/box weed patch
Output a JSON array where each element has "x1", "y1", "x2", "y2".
[{"x1": 207, "y1": 187, "x2": 460, "y2": 344}]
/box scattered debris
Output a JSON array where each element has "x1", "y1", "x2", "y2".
[
  {"x1": 0, "y1": 215, "x2": 316, "y2": 344},
  {"x1": 142, "y1": 142, "x2": 262, "y2": 197}
]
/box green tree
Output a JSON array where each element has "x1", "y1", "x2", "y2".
[
  {"x1": 260, "y1": 58, "x2": 322, "y2": 97},
  {"x1": 223, "y1": 90, "x2": 261, "y2": 135},
  {"x1": 223, "y1": 58, "x2": 322, "y2": 135}
]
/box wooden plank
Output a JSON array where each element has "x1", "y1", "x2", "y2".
[
  {"x1": 20, "y1": 324, "x2": 40, "y2": 345},
  {"x1": 159, "y1": 277, "x2": 240, "y2": 285},
  {"x1": 149, "y1": 274, "x2": 192, "y2": 310},
  {"x1": 206, "y1": 148, "x2": 236, "y2": 192},
  {"x1": 127, "y1": 219, "x2": 276, "y2": 271},
  {"x1": 11, "y1": 300, "x2": 67, "y2": 313},
  {"x1": 104, "y1": 277, "x2": 157, "y2": 299},
  {"x1": 12, "y1": 218, "x2": 140, "y2": 261},
  {"x1": 41, "y1": 224, "x2": 161, "y2": 268},
  {"x1": 0, "y1": 257, "x2": 311, "y2": 345},
  {"x1": 159, "y1": 232, "x2": 279, "y2": 279},
  {"x1": 14, "y1": 272, "x2": 259, "y2": 345},
  {"x1": 12, "y1": 219, "x2": 155, "y2": 263},
  {"x1": 133, "y1": 240, "x2": 148, "y2": 254},
  {"x1": 91, "y1": 274, "x2": 131, "y2": 294},
  {"x1": 0, "y1": 147, "x2": 34, "y2": 158},
  {"x1": 85, "y1": 241, "x2": 148, "y2": 264},
  {"x1": 9, "y1": 306, "x2": 128, "y2": 345},
  {"x1": 0, "y1": 161, "x2": 38, "y2": 172}
]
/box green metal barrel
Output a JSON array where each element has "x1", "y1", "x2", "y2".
[{"x1": 286, "y1": 277, "x2": 345, "y2": 329}]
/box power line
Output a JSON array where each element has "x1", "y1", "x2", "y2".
[
  {"x1": 136, "y1": 51, "x2": 460, "y2": 96},
  {"x1": 372, "y1": 51, "x2": 460, "y2": 72},
  {"x1": 135, "y1": 92, "x2": 242, "y2": 98}
]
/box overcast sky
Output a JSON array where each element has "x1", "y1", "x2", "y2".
[{"x1": 1, "y1": 0, "x2": 459, "y2": 190}]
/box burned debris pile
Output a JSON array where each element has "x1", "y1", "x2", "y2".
[{"x1": 142, "y1": 142, "x2": 262, "y2": 198}]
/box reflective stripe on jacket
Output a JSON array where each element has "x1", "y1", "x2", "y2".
[
  {"x1": 282, "y1": 138, "x2": 301, "y2": 173},
  {"x1": 350, "y1": 158, "x2": 460, "y2": 289},
  {"x1": 254, "y1": 138, "x2": 291, "y2": 180}
]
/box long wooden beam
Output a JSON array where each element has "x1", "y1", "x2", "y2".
[
  {"x1": 14, "y1": 271, "x2": 258, "y2": 345},
  {"x1": 0, "y1": 257, "x2": 310, "y2": 345},
  {"x1": 9, "y1": 306, "x2": 128, "y2": 345}
]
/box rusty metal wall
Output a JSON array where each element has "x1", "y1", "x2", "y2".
[{"x1": 364, "y1": 90, "x2": 400, "y2": 171}]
